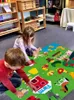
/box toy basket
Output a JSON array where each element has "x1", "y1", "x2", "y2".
[{"x1": 17, "y1": 0, "x2": 36, "y2": 11}]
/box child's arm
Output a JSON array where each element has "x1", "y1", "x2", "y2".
[
  {"x1": 30, "y1": 44, "x2": 37, "y2": 51},
  {"x1": 17, "y1": 69, "x2": 38, "y2": 89},
  {"x1": 65, "y1": 51, "x2": 74, "y2": 62},
  {"x1": 14, "y1": 38, "x2": 32, "y2": 64},
  {"x1": 0, "y1": 71, "x2": 26, "y2": 98},
  {"x1": 15, "y1": 90, "x2": 26, "y2": 98},
  {"x1": 17, "y1": 69, "x2": 30, "y2": 83},
  {"x1": 69, "y1": 51, "x2": 74, "y2": 59}
]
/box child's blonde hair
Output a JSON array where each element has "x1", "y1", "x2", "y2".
[
  {"x1": 22, "y1": 26, "x2": 35, "y2": 45},
  {"x1": 5, "y1": 48, "x2": 26, "y2": 66}
]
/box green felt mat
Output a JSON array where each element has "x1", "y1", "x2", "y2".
[{"x1": 6, "y1": 43, "x2": 74, "y2": 100}]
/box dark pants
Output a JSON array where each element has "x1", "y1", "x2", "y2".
[
  {"x1": 26, "y1": 48, "x2": 33, "y2": 57},
  {"x1": 0, "y1": 72, "x2": 21, "y2": 93}
]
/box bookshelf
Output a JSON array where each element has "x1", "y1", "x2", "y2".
[
  {"x1": 0, "y1": 0, "x2": 20, "y2": 36},
  {"x1": 17, "y1": 0, "x2": 46, "y2": 31}
]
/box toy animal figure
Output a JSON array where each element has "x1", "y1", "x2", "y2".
[{"x1": 55, "y1": 78, "x2": 69, "y2": 92}]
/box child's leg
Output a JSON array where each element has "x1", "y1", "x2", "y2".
[
  {"x1": 0, "y1": 83, "x2": 8, "y2": 93},
  {"x1": 10, "y1": 77, "x2": 21, "y2": 88},
  {"x1": 26, "y1": 48, "x2": 33, "y2": 56},
  {"x1": 10, "y1": 72, "x2": 22, "y2": 88},
  {"x1": 12, "y1": 72, "x2": 21, "y2": 78},
  {"x1": 0, "y1": 78, "x2": 21, "y2": 93},
  {"x1": 0, "y1": 73, "x2": 21, "y2": 93}
]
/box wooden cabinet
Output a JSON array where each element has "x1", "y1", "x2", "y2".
[
  {"x1": 0, "y1": 0, "x2": 20, "y2": 36},
  {"x1": 17, "y1": 0, "x2": 46, "y2": 31}
]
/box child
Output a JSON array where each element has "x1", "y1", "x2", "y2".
[
  {"x1": 13, "y1": 26, "x2": 41, "y2": 65},
  {"x1": 66, "y1": 51, "x2": 74, "y2": 62},
  {"x1": 54, "y1": 9, "x2": 60, "y2": 22},
  {"x1": 0, "y1": 48, "x2": 33, "y2": 98}
]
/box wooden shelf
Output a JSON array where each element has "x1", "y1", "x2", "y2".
[
  {"x1": 0, "y1": 1, "x2": 20, "y2": 36},
  {"x1": 35, "y1": 26, "x2": 45, "y2": 31},
  {"x1": 22, "y1": 7, "x2": 45, "y2": 12},
  {"x1": 0, "y1": 27, "x2": 20, "y2": 36},
  {"x1": 20, "y1": 6, "x2": 46, "y2": 31},
  {"x1": 0, "y1": 11, "x2": 17, "y2": 16},
  {"x1": 0, "y1": 18, "x2": 19, "y2": 25},
  {"x1": 25, "y1": 17, "x2": 44, "y2": 24}
]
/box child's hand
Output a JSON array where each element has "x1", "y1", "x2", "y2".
[
  {"x1": 36, "y1": 47, "x2": 42, "y2": 55},
  {"x1": 25, "y1": 60, "x2": 35, "y2": 66},
  {"x1": 33, "y1": 47, "x2": 41, "y2": 58},
  {"x1": 28, "y1": 60, "x2": 33, "y2": 65},
  {"x1": 33, "y1": 51, "x2": 38, "y2": 57},
  {"x1": 27, "y1": 60, "x2": 35, "y2": 66},
  {"x1": 15, "y1": 90, "x2": 25, "y2": 98},
  {"x1": 37, "y1": 47, "x2": 42, "y2": 51}
]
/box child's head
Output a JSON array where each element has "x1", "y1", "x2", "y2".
[
  {"x1": 56, "y1": 9, "x2": 60, "y2": 14},
  {"x1": 22, "y1": 26, "x2": 35, "y2": 45},
  {"x1": 4, "y1": 48, "x2": 26, "y2": 70}
]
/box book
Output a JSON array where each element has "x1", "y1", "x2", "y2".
[
  {"x1": 3, "y1": 5, "x2": 11, "y2": 12},
  {"x1": 0, "y1": 4, "x2": 3, "y2": 13},
  {"x1": 0, "y1": 15, "x2": 3, "y2": 22}
]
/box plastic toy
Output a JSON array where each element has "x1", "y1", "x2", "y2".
[
  {"x1": 42, "y1": 64, "x2": 49, "y2": 71},
  {"x1": 46, "y1": 58, "x2": 54, "y2": 63},
  {"x1": 55, "y1": 78, "x2": 69, "y2": 92},
  {"x1": 30, "y1": 76, "x2": 52, "y2": 94}
]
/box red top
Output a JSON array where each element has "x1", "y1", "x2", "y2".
[
  {"x1": 54, "y1": 12, "x2": 60, "y2": 22},
  {"x1": 0, "y1": 60, "x2": 29, "y2": 93}
]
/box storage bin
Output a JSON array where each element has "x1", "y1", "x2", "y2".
[{"x1": 17, "y1": 0, "x2": 36, "y2": 11}]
